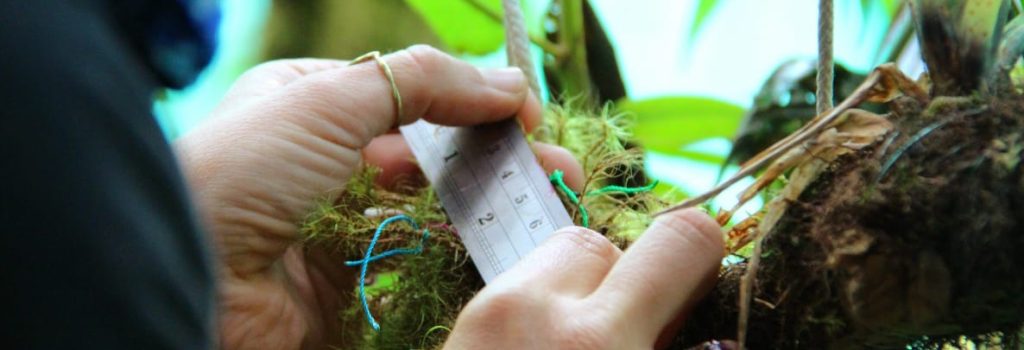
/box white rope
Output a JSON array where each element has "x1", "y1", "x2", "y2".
[
  {"x1": 817, "y1": 0, "x2": 834, "y2": 114},
  {"x1": 501, "y1": 0, "x2": 541, "y2": 97}
]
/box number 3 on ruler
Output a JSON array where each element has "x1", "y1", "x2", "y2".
[{"x1": 477, "y1": 212, "x2": 495, "y2": 226}]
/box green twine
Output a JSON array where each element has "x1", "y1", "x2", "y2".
[
  {"x1": 344, "y1": 173, "x2": 657, "y2": 330},
  {"x1": 586, "y1": 182, "x2": 659, "y2": 196},
  {"x1": 549, "y1": 170, "x2": 589, "y2": 227},
  {"x1": 549, "y1": 170, "x2": 659, "y2": 228}
]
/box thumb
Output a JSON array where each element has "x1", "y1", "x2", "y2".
[
  {"x1": 271, "y1": 45, "x2": 538, "y2": 149},
  {"x1": 177, "y1": 45, "x2": 536, "y2": 278}
]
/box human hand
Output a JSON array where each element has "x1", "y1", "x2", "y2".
[
  {"x1": 444, "y1": 208, "x2": 723, "y2": 349},
  {"x1": 174, "y1": 45, "x2": 585, "y2": 349}
]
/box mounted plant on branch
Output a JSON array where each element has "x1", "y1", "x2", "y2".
[
  {"x1": 297, "y1": 1, "x2": 662, "y2": 349},
  {"x1": 293, "y1": 0, "x2": 1024, "y2": 348},
  {"x1": 666, "y1": 0, "x2": 1024, "y2": 348}
]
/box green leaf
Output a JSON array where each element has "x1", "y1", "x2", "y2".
[
  {"x1": 687, "y1": 0, "x2": 721, "y2": 42},
  {"x1": 959, "y1": 0, "x2": 1009, "y2": 52},
  {"x1": 365, "y1": 272, "x2": 399, "y2": 296},
  {"x1": 617, "y1": 96, "x2": 745, "y2": 157},
  {"x1": 405, "y1": 0, "x2": 505, "y2": 55},
  {"x1": 858, "y1": 0, "x2": 902, "y2": 43},
  {"x1": 670, "y1": 149, "x2": 727, "y2": 165},
  {"x1": 523, "y1": 0, "x2": 548, "y2": 40},
  {"x1": 860, "y1": 0, "x2": 901, "y2": 19}
]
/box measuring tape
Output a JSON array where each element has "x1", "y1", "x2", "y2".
[{"x1": 400, "y1": 119, "x2": 573, "y2": 283}]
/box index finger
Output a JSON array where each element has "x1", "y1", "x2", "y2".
[
  {"x1": 589, "y1": 208, "x2": 724, "y2": 340},
  {"x1": 276, "y1": 45, "x2": 540, "y2": 149}
]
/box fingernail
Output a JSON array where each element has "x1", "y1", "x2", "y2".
[{"x1": 482, "y1": 67, "x2": 526, "y2": 94}]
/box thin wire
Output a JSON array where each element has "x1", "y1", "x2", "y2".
[
  {"x1": 876, "y1": 107, "x2": 986, "y2": 182},
  {"x1": 350, "y1": 51, "x2": 404, "y2": 127},
  {"x1": 345, "y1": 214, "x2": 430, "y2": 331}
]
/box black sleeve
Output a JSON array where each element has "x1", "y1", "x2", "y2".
[{"x1": 0, "y1": 1, "x2": 214, "y2": 348}]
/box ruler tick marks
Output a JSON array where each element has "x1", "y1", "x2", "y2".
[{"x1": 400, "y1": 119, "x2": 573, "y2": 283}]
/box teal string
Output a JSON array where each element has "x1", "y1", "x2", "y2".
[
  {"x1": 344, "y1": 214, "x2": 430, "y2": 331},
  {"x1": 549, "y1": 170, "x2": 659, "y2": 228},
  {"x1": 550, "y1": 170, "x2": 589, "y2": 227},
  {"x1": 586, "y1": 180, "x2": 659, "y2": 196}
]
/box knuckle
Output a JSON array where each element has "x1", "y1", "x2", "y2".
[
  {"x1": 241, "y1": 59, "x2": 315, "y2": 83},
  {"x1": 398, "y1": 45, "x2": 446, "y2": 78},
  {"x1": 404, "y1": 44, "x2": 446, "y2": 60},
  {"x1": 388, "y1": 45, "x2": 450, "y2": 117},
  {"x1": 460, "y1": 287, "x2": 533, "y2": 323},
  {"x1": 548, "y1": 227, "x2": 619, "y2": 266},
  {"x1": 245, "y1": 59, "x2": 289, "y2": 75},
  {"x1": 230, "y1": 60, "x2": 291, "y2": 87}
]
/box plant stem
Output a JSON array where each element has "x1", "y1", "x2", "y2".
[
  {"x1": 737, "y1": 228, "x2": 764, "y2": 350},
  {"x1": 552, "y1": 0, "x2": 595, "y2": 103}
]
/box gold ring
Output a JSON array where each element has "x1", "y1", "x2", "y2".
[{"x1": 349, "y1": 51, "x2": 404, "y2": 128}]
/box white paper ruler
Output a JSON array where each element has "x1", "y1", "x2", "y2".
[{"x1": 400, "y1": 119, "x2": 573, "y2": 283}]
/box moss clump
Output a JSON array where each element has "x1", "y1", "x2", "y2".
[
  {"x1": 300, "y1": 102, "x2": 661, "y2": 349},
  {"x1": 365, "y1": 245, "x2": 481, "y2": 349},
  {"x1": 301, "y1": 166, "x2": 481, "y2": 349},
  {"x1": 535, "y1": 102, "x2": 665, "y2": 244}
]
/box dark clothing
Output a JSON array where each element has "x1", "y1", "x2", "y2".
[{"x1": 1, "y1": 0, "x2": 215, "y2": 348}]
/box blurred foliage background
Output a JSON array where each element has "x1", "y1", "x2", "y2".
[{"x1": 155, "y1": 0, "x2": 918, "y2": 212}]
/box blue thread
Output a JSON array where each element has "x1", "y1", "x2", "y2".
[
  {"x1": 345, "y1": 214, "x2": 430, "y2": 331},
  {"x1": 344, "y1": 229, "x2": 430, "y2": 266}
]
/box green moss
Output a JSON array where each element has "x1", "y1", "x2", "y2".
[
  {"x1": 535, "y1": 102, "x2": 665, "y2": 244},
  {"x1": 301, "y1": 165, "x2": 478, "y2": 349},
  {"x1": 302, "y1": 102, "x2": 665, "y2": 348},
  {"x1": 371, "y1": 246, "x2": 481, "y2": 350}
]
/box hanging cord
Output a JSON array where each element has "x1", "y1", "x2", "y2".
[
  {"x1": 549, "y1": 170, "x2": 659, "y2": 228},
  {"x1": 816, "y1": 0, "x2": 834, "y2": 114},
  {"x1": 345, "y1": 214, "x2": 431, "y2": 331},
  {"x1": 501, "y1": 0, "x2": 541, "y2": 97}
]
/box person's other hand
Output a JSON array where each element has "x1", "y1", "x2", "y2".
[
  {"x1": 445, "y1": 208, "x2": 723, "y2": 349},
  {"x1": 174, "y1": 45, "x2": 585, "y2": 349}
]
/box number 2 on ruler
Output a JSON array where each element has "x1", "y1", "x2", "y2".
[{"x1": 477, "y1": 212, "x2": 495, "y2": 226}]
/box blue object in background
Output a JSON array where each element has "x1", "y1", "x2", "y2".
[
  {"x1": 146, "y1": 0, "x2": 221, "y2": 88},
  {"x1": 154, "y1": 0, "x2": 270, "y2": 139}
]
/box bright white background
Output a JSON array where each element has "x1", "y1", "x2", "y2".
[{"x1": 156, "y1": 0, "x2": 905, "y2": 215}]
